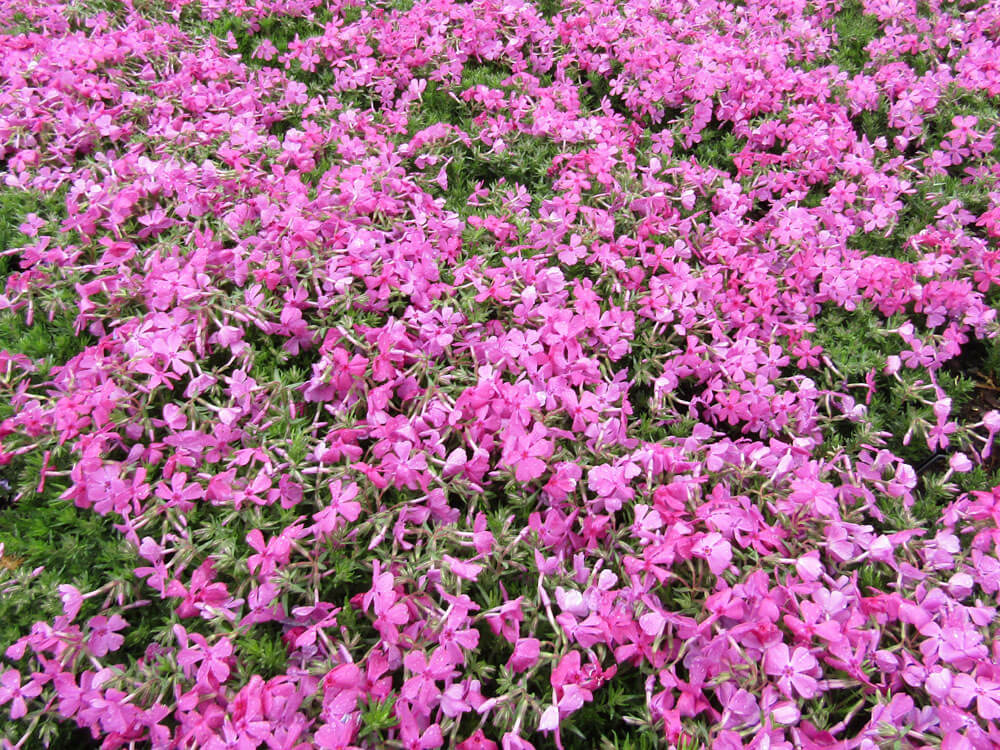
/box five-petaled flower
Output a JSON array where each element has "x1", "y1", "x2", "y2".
[
  {"x1": 0, "y1": 669, "x2": 42, "y2": 720},
  {"x1": 764, "y1": 644, "x2": 820, "y2": 699}
]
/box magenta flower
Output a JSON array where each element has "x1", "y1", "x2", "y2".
[
  {"x1": 312, "y1": 480, "x2": 362, "y2": 537},
  {"x1": 86, "y1": 614, "x2": 127, "y2": 658},
  {"x1": 458, "y1": 729, "x2": 498, "y2": 750},
  {"x1": 314, "y1": 716, "x2": 362, "y2": 749},
  {"x1": 441, "y1": 554, "x2": 482, "y2": 581},
  {"x1": 0, "y1": 669, "x2": 41, "y2": 720},
  {"x1": 246, "y1": 529, "x2": 292, "y2": 579},
  {"x1": 401, "y1": 648, "x2": 455, "y2": 710},
  {"x1": 692, "y1": 532, "x2": 733, "y2": 576},
  {"x1": 501, "y1": 732, "x2": 535, "y2": 750},
  {"x1": 764, "y1": 644, "x2": 820, "y2": 699},
  {"x1": 951, "y1": 674, "x2": 1000, "y2": 720},
  {"x1": 507, "y1": 638, "x2": 541, "y2": 673},
  {"x1": 154, "y1": 472, "x2": 204, "y2": 512},
  {"x1": 58, "y1": 584, "x2": 84, "y2": 621},
  {"x1": 396, "y1": 699, "x2": 443, "y2": 749},
  {"x1": 174, "y1": 626, "x2": 234, "y2": 685},
  {"x1": 501, "y1": 422, "x2": 553, "y2": 483}
]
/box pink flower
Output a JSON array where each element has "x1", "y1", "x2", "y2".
[
  {"x1": 458, "y1": 729, "x2": 498, "y2": 750},
  {"x1": 507, "y1": 638, "x2": 541, "y2": 673},
  {"x1": 548, "y1": 650, "x2": 611, "y2": 716},
  {"x1": 154, "y1": 472, "x2": 204, "y2": 512},
  {"x1": 253, "y1": 39, "x2": 278, "y2": 61},
  {"x1": 18, "y1": 213, "x2": 45, "y2": 237},
  {"x1": 363, "y1": 564, "x2": 409, "y2": 644},
  {"x1": 484, "y1": 598, "x2": 525, "y2": 644},
  {"x1": 162, "y1": 403, "x2": 187, "y2": 430},
  {"x1": 764, "y1": 644, "x2": 820, "y2": 699},
  {"x1": 543, "y1": 461, "x2": 582, "y2": 502},
  {"x1": 794, "y1": 554, "x2": 823, "y2": 582},
  {"x1": 0, "y1": 669, "x2": 41, "y2": 720},
  {"x1": 586, "y1": 462, "x2": 640, "y2": 511},
  {"x1": 692, "y1": 532, "x2": 733, "y2": 576},
  {"x1": 537, "y1": 704, "x2": 560, "y2": 733},
  {"x1": 719, "y1": 687, "x2": 759, "y2": 729},
  {"x1": 501, "y1": 423, "x2": 553, "y2": 483},
  {"x1": 396, "y1": 700, "x2": 443, "y2": 749},
  {"x1": 501, "y1": 732, "x2": 535, "y2": 750},
  {"x1": 639, "y1": 610, "x2": 666, "y2": 638},
  {"x1": 58, "y1": 584, "x2": 84, "y2": 621},
  {"x1": 402, "y1": 648, "x2": 455, "y2": 711},
  {"x1": 86, "y1": 614, "x2": 127, "y2": 657},
  {"x1": 443, "y1": 448, "x2": 469, "y2": 477},
  {"x1": 439, "y1": 683, "x2": 471, "y2": 719},
  {"x1": 312, "y1": 480, "x2": 362, "y2": 537},
  {"x1": 246, "y1": 529, "x2": 292, "y2": 579},
  {"x1": 792, "y1": 338, "x2": 822, "y2": 369},
  {"x1": 314, "y1": 716, "x2": 361, "y2": 749},
  {"x1": 926, "y1": 668, "x2": 954, "y2": 700},
  {"x1": 927, "y1": 418, "x2": 958, "y2": 452},
  {"x1": 949, "y1": 453, "x2": 972, "y2": 473},
  {"x1": 174, "y1": 626, "x2": 234, "y2": 685},
  {"x1": 950, "y1": 674, "x2": 1000, "y2": 720},
  {"x1": 900, "y1": 342, "x2": 937, "y2": 369},
  {"x1": 554, "y1": 587, "x2": 588, "y2": 617},
  {"x1": 441, "y1": 555, "x2": 482, "y2": 581}
]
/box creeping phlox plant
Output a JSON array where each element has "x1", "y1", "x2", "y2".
[{"x1": 3, "y1": 0, "x2": 1000, "y2": 747}]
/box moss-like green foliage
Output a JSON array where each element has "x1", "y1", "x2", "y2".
[{"x1": 829, "y1": 0, "x2": 881, "y2": 74}]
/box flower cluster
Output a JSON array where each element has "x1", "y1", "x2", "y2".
[{"x1": 1, "y1": 0, "x2": 1000, "y2": 747}]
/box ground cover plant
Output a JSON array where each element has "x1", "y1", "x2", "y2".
[{"x1": 3, "y1": 0, "x2": 1000, "y2": 746}]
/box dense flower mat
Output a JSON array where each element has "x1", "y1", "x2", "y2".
[{"x1": 2, "y1": 0, "x2": 1000, "y2": 747}]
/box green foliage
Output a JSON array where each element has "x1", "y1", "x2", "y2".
[
  {"x1": 207, "y1": 9, "x2": 330, "y2": 64},
  {"x1": 856, "y1": 559, "x2": 895, "y2": 593},
  {"x1": 811, "y1": 302, "x2": 889, "y2": 380},
  {"x1": 575, "y1": 68, "x2": 627, "y2": 117},
  {"x1": 461, "y1": 61, "x2": 516, "y2": 91},
  {"x1": 409, "y1": 80, "x2": 472, "y2": 133},
  {"x1": 809, "y1": 300, "x2": 986, "y2": 526},
  {"x1": 559, "y1": 669, "x2": 653, "y2": 749},
  {"x1": 829, "y1": 1, "x2": 881, "y2": 74},
  {"x1": 469, "y1": 138, "x2": 560, "y2": 207},
  {"x1": 536, "y1": 0, "x2": 563, "y2": 19},
  {"x1": 597, "y1": 730, "x2": 663, "y2": 750},
  {"x1": 850, "y1": 104, "x2": 892, "y2": 145},
  {"x1": 359, "y1": 695, "x2": 398, "y2": 742},
  {"x1": 233, "y1": 623, "x2": 289, "y2": 681},
  {"x1": 689, "y1": 120, "x2": 742, "y2": 176},
  {"x1": 318, "y1": 552, "x2": 368, "y2": 611},
  {"x1": 0, "y1": 188, "x2": 67, "y2": 276},
  {"x1": 0, "y1": 309, "x2": 88, "y2": 381},
  {"x1": 0, "y1": 495, "x2": 141, "y2": 652}
]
